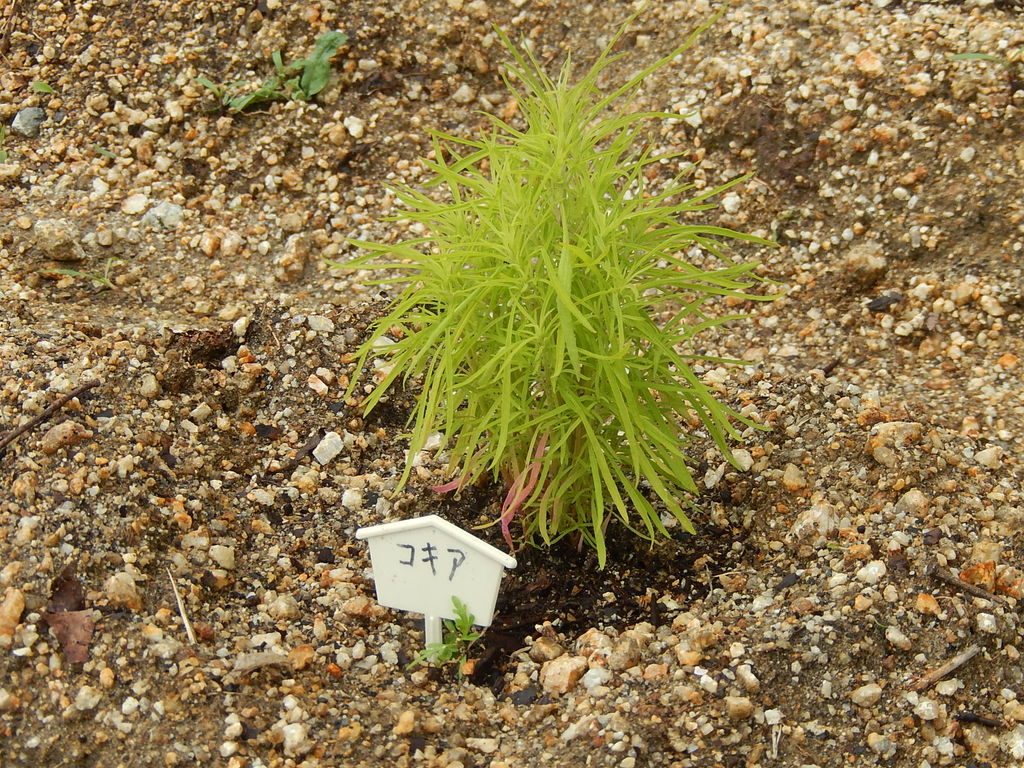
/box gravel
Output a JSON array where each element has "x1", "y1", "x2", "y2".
[{"x1": 2, "y1": 0, "x2": 1024, "y2": 767}]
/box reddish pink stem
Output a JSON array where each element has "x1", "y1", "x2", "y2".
[
  {"x1": 499, "y1": 433, "x2": 548, "y2": 549},
  {"x1": 431, "y1": 477, "x2": 465, "y2": 494}
]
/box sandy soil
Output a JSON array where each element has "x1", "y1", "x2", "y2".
[{"x1": 2, "y1": 1, "x2": 1024, "y2": 766}]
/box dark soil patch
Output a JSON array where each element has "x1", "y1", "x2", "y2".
[{"x1": 404, "y1": 477, "x2": 749, "y2": 692}]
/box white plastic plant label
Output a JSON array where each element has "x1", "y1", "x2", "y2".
[{"x1": 355, "y1": 514, "x2": 516, "y2": 647}]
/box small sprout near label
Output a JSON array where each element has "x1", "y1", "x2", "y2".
[{"x1": 355, "y1": 515, "x2": 515, "y2": 650}]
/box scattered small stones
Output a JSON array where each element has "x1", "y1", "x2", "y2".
[
  {"x1": 274, "y1": 234, "x2": 311, "y2": 282},
  {"x1": 781, "y1": 463, "x2": 808, "y2": 492},
  {"x1": 465, "y1": 737, "x2": 500, "y2": 754},
  {"x1": 914, "y1": 698, "x2": 940, "y2": 721},
  {"x1": 581, "y1": 666, "x2": 612, "y2": 691},
  {"x1": 856, "y1": 560, "x2": 887, "y2": 585},
  {"x1": 2, "y1": 3, "x2": 1023, "y2": 768},
  {"x1": 894, "y1": 488, "x2": 929, "y2": 516},
  {"x1": 529, "y1": 636, "x2": 565, "y2": 662},
  {"x1": 867, "y1": 732, "x2": 897, "y2": 758},
  {"x1": 267, "y1": 594, "x2": 300, "y2": 620},
  {"x1": 209, "y1": 545, "x2": 236, "y2": 570},
  {"x1": 916, "y1": 593, "x2": 942, "y2": 616},
  {"x1": 139, "y1": 373, "x2": 161, "y2": 398},
  {"x1": 885, "y1": 625, "x2": 913, "y2": 651},
  {"x1": 854, "y1": 49, "x2": 884, "y2": 77}
]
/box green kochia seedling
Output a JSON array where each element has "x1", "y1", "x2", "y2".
[
  {"x1": 407, "y1": 596, "x2": 482, "y2": 677},
  {"x1": 334, "y1": 16, "x2": 774, "y2": 566}
]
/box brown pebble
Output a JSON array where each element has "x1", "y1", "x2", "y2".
[
  {"x1": 39, "y1": 420, "x2": 93, "y2": 455},
  {"x1": 393, "y1": 709, "x2": 417, "y2": 736},
  {"x1": 916, "y1": 592, "x2": 941, "y2": 616}
]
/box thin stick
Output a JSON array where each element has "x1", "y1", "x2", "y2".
[
  {"x1": 927, "y1": 562, "x2": 1003, "y2": 603},
  {"x1": 260, "y1": 430, "x2": 323, "y2": 480},
  {"x1": 0, "y1": 379, "x2": 101, "y2": 456},
  {"x1": 166, "y1": 568, "x2": 197, "y2": 646},
  {"x1": 955, "y1": 712, "x2": 1003, "y2": 728},
  {"x1": 908, "y1": 644, "x2": 981, "y2": 692}
]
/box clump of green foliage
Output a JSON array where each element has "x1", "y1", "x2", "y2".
[
  {"x1": 334, "y1": 15, "x2": 773, "y2": 566},
  {"x1": 407, "y1": 597, "x2": 482, "y2": 678},
  {"x1": 197, "y1": 30, "x2": 348, "y2": 112},
  {"x1": 0, "y1": 125, "x2": 8, "y2": 164}
]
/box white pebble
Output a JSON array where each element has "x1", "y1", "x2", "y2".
[
  {"x1": 314, "y1": 431, "x2": 345, "y2": 465},
  {"x1": 452, "y1": 84, "x2": 476, "y2": 104},
  {"x1": 977, "y1": 613, "x2": 998, "y2": 633},
  {"x1": 856, "y1": 560, "x2": 887, "y2": 585},
  {"x1": 975, "y1": 446, "x2": 1002, "y2": 470},
  {"x1": 851, "y1": 683, "x2": 883, "y2": 707},
  {"x1": 281, "y1": 723, "x2": 312, "y2": 757},
  {"x1": 978, "y1": 295, "x2": 1004, "y2": 317},
  {"x1": 731, "y1": 449, "x2": 753, "y2": 471},
  {"x1": 885, "y1": 625, "x2": 912, "y2": 651},
  {"x1": 343, "y1": 116, "x2": 366, "y2": 139},
  {"x1": 699, "y1": 673, "x2": 719, "y2": 694},
  {"x1": 121, "y1": 193, "x2": 149, "y2": 215},
  {"x1": 74, "y1": 685, "x2": 102, "y2": 711},
  {"x1": 721, "y1": 193, "x2": 741, "y2": 214},
  {"x1": 209, "y1": 545, "x2": 236, "y2": 569},
  {"x1": 581, "y1": 667, "x2": 612, "y2": 691},
  {"x1": 307, "y1": 315, "x2": 334, "y2": 333}
]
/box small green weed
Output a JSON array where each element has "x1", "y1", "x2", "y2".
[
  {"x1": 949, "y1": 50, "x2": 1021, "y2": 69},
  {"x1": 948, "y1": 48, "x2": 1022, "y2": 84},
  {"x1": 406, "y1": 597, "x2": 482, "y2": 677},
  {"x1": 0, "y1": 125, "x2": 8, "y2": 164},
  {"x1": 30, "y1": 81, "x2": 56, "y2": 94},
  {"x1": 334, "y1": 14, "x2": 774, "y2": 566},
  {"x1": 197, "y1": 30, "x2": 348, "y2": 112},
  {"x1": 44, "y1": 257, "x2": 125, "y2": 291}
]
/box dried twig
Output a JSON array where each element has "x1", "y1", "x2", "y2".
[
  {"x1": 166, "y1": 568, "x2": 197, "y2": 645},
  {"x1": 927, "y1": 561, "x2": 1003, "y2": 602},
  {"x1": 260, "y1": 430, "x2": 323, "y2": 480},
  {"x1": 0, "y1": 379, "x2": 101, "y2": 457},
  {"x1": 955, "y1": 711, "x2": 1003, "y2": 728},
  {"x1": 908, "y1": 644, "x2": 982, "y2": 692}
]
